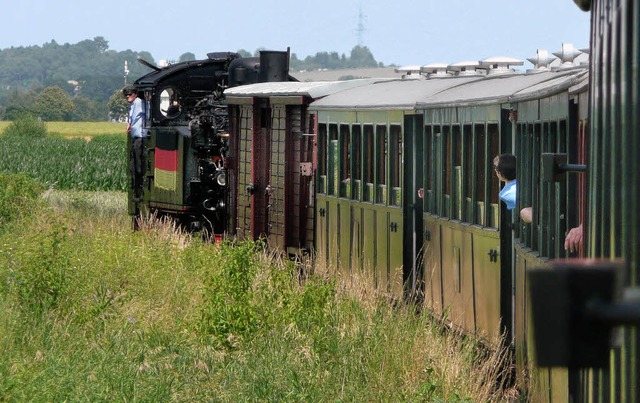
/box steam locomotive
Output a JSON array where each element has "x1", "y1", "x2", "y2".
[
  {"x1": 128, "y1": 0, "x2": 640, "y2": 400},
  {"x1": 128, "y1": 50, "x2": 294, "y2": 235}
]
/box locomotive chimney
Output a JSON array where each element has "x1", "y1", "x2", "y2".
[{"x1": 258, "y1": 48, "x2": 290, "y2": 82}]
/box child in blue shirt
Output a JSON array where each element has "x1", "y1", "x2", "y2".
[{"x1": 493, "y1": 154, "x2": 517, "y2": 210}]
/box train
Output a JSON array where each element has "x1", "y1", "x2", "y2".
[{"x1": 128, "y1": 0, "x2": 640, "y2": 401}]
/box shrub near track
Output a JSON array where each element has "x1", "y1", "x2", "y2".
[{"x1": 0, "y1": 135, "x2": 127, "y2": 191}]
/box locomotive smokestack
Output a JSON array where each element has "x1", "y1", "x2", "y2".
[{"x1": 258, "y1": 49, "x2": 290, "y2": 82}]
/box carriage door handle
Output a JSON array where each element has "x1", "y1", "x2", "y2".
[{"x1": 488, "y1": 249, "x2": 499, "y2": 262}]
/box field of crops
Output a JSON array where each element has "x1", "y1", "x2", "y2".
[
  {"x1": 0, "y1": 121, "x2": 125, "y2": 137},
  {"x1": 0, "y1": 123, "x2": 127, "y2": 191}
]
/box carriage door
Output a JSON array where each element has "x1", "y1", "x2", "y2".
[
  {"x1": 251, "y1": 103, "x2": 271, "y2": 239},
  {"x1": 403, "y1": 114, "x2": 424, "y2": 299}
]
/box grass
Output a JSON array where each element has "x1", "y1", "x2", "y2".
[{"x1": 0, "y1": 178, "x2": 518, "y2": 401}]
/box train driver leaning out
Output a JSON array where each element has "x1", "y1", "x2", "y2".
[
  {"x1": 494, "y1": 154, "x2": 517, "y2": 210},
  {"x1": 123, "y1": 86, "x2": 146, "y2": 200}
]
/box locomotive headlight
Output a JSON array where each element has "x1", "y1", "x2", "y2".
[{"x1": 215, "y1": 170, "x2": 227, "y2": 186}]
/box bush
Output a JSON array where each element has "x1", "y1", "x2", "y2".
[
  {"x1": 198, "y1": 241, "x2": 261, "y2": 347},
  {"x1": 198, "y1": 242, "x2": 337, "y2": 349},
  {"x1": 0, "y1": 172, "x2": 44, "y2": 230},
  {"x1": 2, "y1": 113, "x2": 48, "y2": 138},
  {"x1": 5, "y1": 216, "x2": 71, "y2": 315}
]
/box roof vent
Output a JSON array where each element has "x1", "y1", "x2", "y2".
[
  {"x1": 480, "y1": 57, "x2": 524, "y2": 75},
  {"x1": 526, "y1": 49, "x2": 557, "y2": 72},
  {"x1": 552, "y1": 43, "x2": 583, "y2": 67},
  {"x1": 420, "y1": 63, "x2": 451, "y2": 78},
  {"x1": 448, "y1": 61, "x2": 485, "y2": 76},
  {"x1": 578, "y1": 47, "x2": 590, "y2": 67},
  {"x1": 394, "y1": 65, "x2": 425, "y2": 79}
]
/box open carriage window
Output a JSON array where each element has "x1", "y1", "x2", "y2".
[
  {"x1": 452, "y1": 125, "x2": 462, "y2": 220},
  {"x1": 425, "y1": 125, "x2": 435, "y2": 214},
  {"x1": 317, "y1": 123, "x2": 327, "y2": 194},
  {"x1": 442, "y1": 125, "x2": 452, "y2": 217},
  {"x1": 376, "y1": 125, "x2": 387, "y2": 204},
  {"x1": 328, "y1": 124, "x2": 338, "y2": 196},
  {"x1": 474, "y1": 124, "x2": 486, "y2": 226},
  {"x1": 363, "y1": 124, "x2": 374, "y2": 202},
  {"x1": 389, "y1": 124, "x2": 402, "y2": 206},
  {"x1": 352, "y1": 125, "x2": 362, "y2": 200},
  {"x1": 463, "y1": 124, "x2": 473, "y2": 222},
  {"x1": 488, "y1": 123, "x2": 500, "y2": 228},
  {"x1": 339, "y1": 124, "x2": 351, "y2": 198}
]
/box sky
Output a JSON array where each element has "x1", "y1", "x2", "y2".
[{"x1": 0, "y1": 0, "x2": 591, "y2": 68}]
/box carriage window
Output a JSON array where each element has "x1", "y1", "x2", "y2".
[
  {"x1": 376, "y1": 125, "x2": 387, "y2": 204},
  {"x1": 463, "y1": 124, "x2": 473, "y2": 222},
  {"x1": 519, "y1": 123, "x2": 534, "y2": 246},
  {"x1": 540, "y1": 121, "x2": 555, "y2": 257},
  {"x1": 474, "y1": 124, "x2": 486, "y2": 225},
  {"x1": 363, "y1": 125, "x2": 374, "y2": 202},
  {"x1": 425, "y1": 126, "x2": 434, "y2": 214},
  {"x1": 389, "y1": 125, "x2": 402, "y2": 206},
  {"x1": 443, "y1": 126, "x2": 451, "y2": 217},
  {"x1": 488, "y1": 123, "x2": 500, "y2": 228},
  {"x1": 318, "y1": 123, "x2": 327, "y2": 194},
  {"x1": 328, "y1": 124, "x2": 338, "y2": 196},
  {"x1": 339, "y1": 124, "x2": 351, "y2": 198},
  {"x1": 531, "y1": 122, "x2": 542, "y2": 251},
  {"x1": 352, "y1": 125, "x2": 362, "y2": 200},
  {"x1": 260, "y1": 107, "x2": 271, "y2": 129},
  {"x1": 452, "y1": 125, "x2": 462, "y2": 220}
]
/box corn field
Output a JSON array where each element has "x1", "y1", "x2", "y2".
[{"x1": 0, "y1": 135, "x2": 127, "y2": 191}]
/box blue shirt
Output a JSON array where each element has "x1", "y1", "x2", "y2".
[
  {"x1": 499, "y1": 180, "x2": 517, "y2": 210},
  {"x1": 128, "y1": 97, "x2": 146, "y2": 138}
]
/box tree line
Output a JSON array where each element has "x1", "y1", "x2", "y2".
[{"x1": 0, "y1": 37, "x2": 383, "y2": 122}]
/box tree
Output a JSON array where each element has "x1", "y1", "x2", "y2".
[
  {"x1": 347, "y1": 46, "x2": 378, "y2": 68},
  {"x1": 70, "y1": 96, "x2": 105, "y2": 121},
  {"x1": 107, "y1": 89, "x2": 129, "y2": 122},
  {"x1": 34, "y1": 86, "x2": 74, "y2": 121},
  {"x1": 179, "y1": 52, "x2": 196, "y2": 62},
  {"x1": 4, "y1": 87, "x2": 37, "y2": 120}
]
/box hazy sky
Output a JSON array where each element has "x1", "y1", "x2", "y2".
[{"x1": 1, "y1": 0, "x2": 590, "y2": 67}]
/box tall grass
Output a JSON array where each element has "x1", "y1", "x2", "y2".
[{"x1": 0, "y1": 177, "x2": 518, "y2": 401}]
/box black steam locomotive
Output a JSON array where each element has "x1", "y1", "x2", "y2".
[{"x1": 128, "y1": 50, "x2": 293, "y2": 236}]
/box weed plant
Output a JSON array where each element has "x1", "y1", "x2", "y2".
[
  {"x1": 0, "y1": 172, "x2": 44, "y2": 233},
  {"x1": 0, "y1": 178, "x2": 517, "y2": 401}
]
